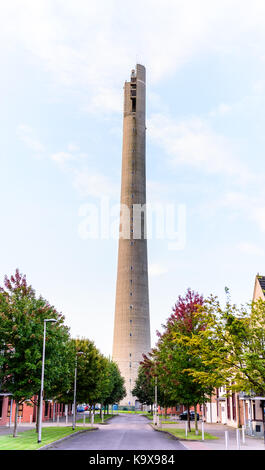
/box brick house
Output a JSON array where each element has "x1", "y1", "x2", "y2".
[
  {"x1": 205, "y1": 274, "x2": 265, "y2": 436},
  {"x1": 0, "y1": 394, "x2": 73, "y2": 427}
]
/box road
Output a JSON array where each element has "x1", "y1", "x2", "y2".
[{"x1": 48, "y1": 413, "x2": 186, "y2": 450}]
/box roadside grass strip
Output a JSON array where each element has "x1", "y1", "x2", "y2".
[
  {"x1": 76, "y1": 413, "x2": 113, "y2": 424},
  {"x1": 145, "y1": 415, "x2": 178, "y2": 424},
  {"x1": 117, "y1": 410, "x2": 148, "y2": 414},
  {"x1": 161, "y1": 427, "x2": 218, "y2": 441},
  {"x1": 0, "y1": 426, "x2": 91, "y2": 450}
]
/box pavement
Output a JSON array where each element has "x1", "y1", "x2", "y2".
[
  {"x1": 46, "y1": 413, "x2": 187, "y2": 450},
  {"x1": 159, "y1": 421, "x2": 265, "y2": 451}
]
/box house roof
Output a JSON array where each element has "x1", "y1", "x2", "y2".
[{"x1": 257, "y1": 275, "x2": 265, "y2": 292}]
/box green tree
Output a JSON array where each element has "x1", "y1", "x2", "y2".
[
  {"x1": 153, "y1": 289, "x2": 213, "y2": 431},
  {"x1": 0, "y1": 270, "x2": 72, "y2": 437},
  {"x1": 102, "y1": 360, "x2": 126, "y2": 412},
  {"x1": 72, "y1": 340, "x2": 126, "y2": 417},
  {"x1": 185, "y1": 294, "x2": 265, "y2": 397},
  {"x1": 132, "y1": 365, "x2": 154, "y2": 407}
]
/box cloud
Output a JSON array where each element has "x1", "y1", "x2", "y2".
[
  {"x1": 237, "y1": 242, "x2": 264, "y2": 256},
  {"x1": 148, "y1": 114, "x2": 251, "y2": 181},
  {"x1": 73, "y1": 168, "x2": 118, "y2": 199},
  {"x1": 17, "y1": 125, "x2": 45, "y2": 156},
  {"x1": 4, "y1": 1, "x2": 265, "y2": 113},
  {"x1": 51, "y1": 151, "x2": 75, "y2": 165},
  {"x1": 149, "y1": 263, "x2": 168, "y2": 277},
  {"x1": 218, "y1": 191, "x2": 265, "y2": 235},
  {"x1": 17, "y1": 125, "x2": 116, "y2": 201},
  {"x1": 209, "y1": 103, "x2": 232, "y2": 117}
]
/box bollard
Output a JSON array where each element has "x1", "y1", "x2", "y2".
[
  {"x1": 242, "y1": 426, "x2": 245, "y2": 444},
  {"x1": 30, "y1": 415, "x2": 32, "y2": 425},
  {"x1": 83, "y1": 414, "x2": 86, "y2": 426},
  {"x1": 225, "y1": 430, "x2": 229, "y2": 449},
  {"x1": 91, "y1": 414, "x2": 94, "y2": 427},
  {"x1": 102, "y1": 412, "x2": 104, "y2": 423},
  {"x1": 185, "y1": 421, "x2": 188, "y2": 438},
  {"x1": 66, "y1": 413, "x2": 68, "y2": 426},
  {"x1": 18, "y1": 416, "x2": 22, "y2": 426},
  {"x1": 201, "y1": 421, "x2": 205, "y2": 441},
  {"x1": 57, "y1": 414, "x2": 60, "y2": 424},
  {"x1": 236, "y1": 428, "x2": 241, "y2": 450}
]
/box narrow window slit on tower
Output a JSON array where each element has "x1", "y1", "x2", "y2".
[{"x1": 131, "y1": 98, "x2": 136, "y2": 112}]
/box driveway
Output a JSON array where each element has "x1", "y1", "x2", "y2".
[{"x1": 47, "y1": 413, "x2": 186, "y2": 450}]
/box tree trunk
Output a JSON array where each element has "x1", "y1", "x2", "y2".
[
  {"x1": 187, "y1": 405, "x2": 191, "y2": 432},
  {"x1": 13, "y1": 401, "x2": 19, "y2": 438},
  {"x1": 194, "y1": 404, "x2": 198, "y2": 434},
  {"x1": 89, "y1": 404, "x2": 92, "y2": 421}
]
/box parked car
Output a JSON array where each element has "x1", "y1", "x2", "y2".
[
  {"x1": 77, "y1": 405, "x2": 84, "y2": 412},
  {"x1": 179, "y1": 410, "x2": 199, "y2": 421},
  {"x1": 83, "y1": 405, "x2": 89, "y2": 411}
]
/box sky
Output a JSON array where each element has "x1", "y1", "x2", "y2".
[{"x1": 1, "y1": 0, "x2": 265, "y2": 357}]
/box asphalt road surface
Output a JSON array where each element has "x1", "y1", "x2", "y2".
[{"x1": 48, "y1": 414, "x2": 186, "y2": 451}]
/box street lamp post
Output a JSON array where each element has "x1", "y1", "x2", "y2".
[
  {"x1": 38, "y1": 318, "x2": 57, "y2": 443},
  {"x1": 72, "y1": 352, "x2": 84, "y2": 430}
]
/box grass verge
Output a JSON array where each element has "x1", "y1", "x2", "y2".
[
  {"x1": 145, "y1": 415, "x2": 177, "y2": 423},
  {"x1": 0, "y1": 426, "x2": 92, "y2": 450},
  {"x1": 77, "y1": 413, "x2": 113, "y2": 424},
  {"x1": 161, "y1": 427, "x2": 218, "y2": 440},
  {"x1": 116, "y1": 410, "x2": 148, "y2": 414}
]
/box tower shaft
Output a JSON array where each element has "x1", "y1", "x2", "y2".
[{"x1": 112, "y1": 64, "x2": 151, "y2": 407}]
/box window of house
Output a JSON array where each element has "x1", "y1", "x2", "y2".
[
  {"x1": 0, "y1": 397, "x2": 3, "y2": 419},
  {"x1": 18, "y1": 403, "x2": 23, "y2": 418},
  {"x1": 7, "y1": 398, "x2": 12, "y2": 417},
  {"x1": 45, "y1": 401, "x2": 49, "y2": 417},
  {"x1": 227, "y1": 397, "x2": 231, "y2": 420},
  {"x1": 232, "y1": 393, "x2": 236, "y2": 421}
]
